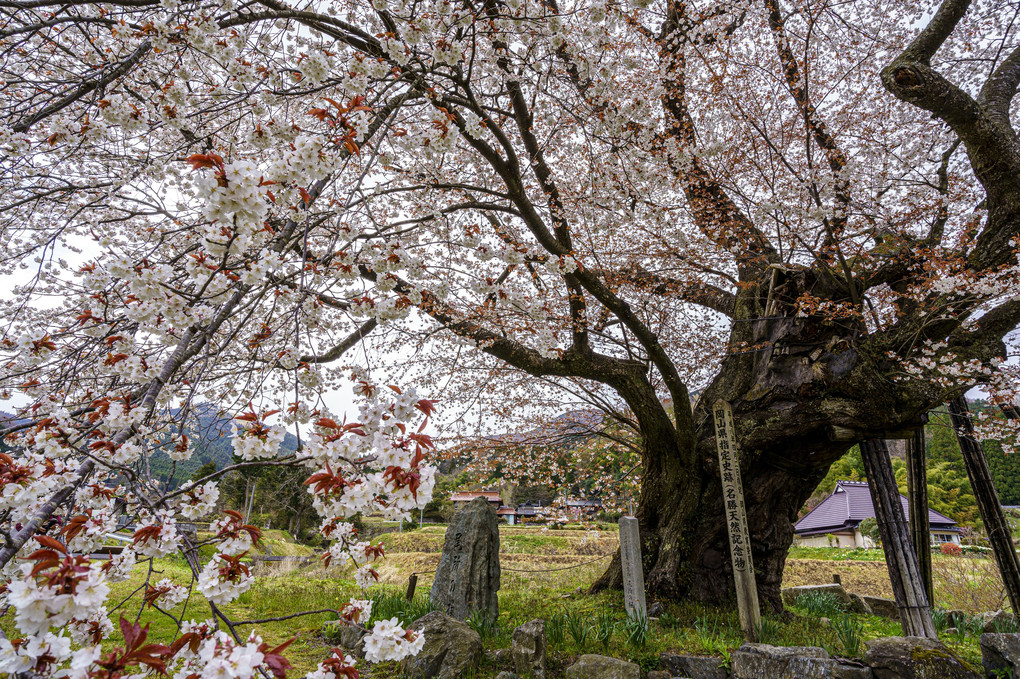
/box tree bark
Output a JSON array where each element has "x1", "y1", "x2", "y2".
[
  {"x1": 947, "y1": 396, "x2": 1020, "y2": 615},
  {"x1": 859, "y1": 439, "x2": 936, "y2": 638},
  {"x1": 906, "y1": 427, "x2": 934, "y2": 607}
]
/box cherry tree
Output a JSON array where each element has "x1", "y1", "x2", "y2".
[
  {"x1": 1, "y1": 0, "x2": 1019, "y2": 646},
  {"x1": 0, "y1": 0, "x2": 442, "y2": 673}
]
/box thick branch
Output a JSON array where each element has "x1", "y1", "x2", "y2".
[
  {"x1": 980, "y1": 43, "x2": 1020, "y2": 134},
  {"x1": 299, "y1": 318, "x2": 378, "y2": 364}
]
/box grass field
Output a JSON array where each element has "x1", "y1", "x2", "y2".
[{"x1": 0, "y1": 524, "x2": 996, "y2": 677}]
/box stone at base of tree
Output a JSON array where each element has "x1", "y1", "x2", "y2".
[
  {"x1": 648, "y1": 600, "x2": 665, "y2": 617},
  {"x1": 945, "y1": 627, "x2": 958, "y2": 636},
  {"x1": 511, "y1": 619, "x2": 546, "y2": 679},
  {"x1": 564, "y1": 654, "x2": 641, "y2": 679},
  {"x1": 864, "y1": 637, "x2": 980, "y2": 679},
  {"x1": 861, "y1": 596, "x2": 899, "y2": 620},
  {"x1": 731, "y1": 643, "x2": 872, "y2": 679},
  {"x1": 980, "y1": 633, "x2": 1020, "y2": 675},
  {"x1": 847, "y1": 593, "x2": 872, "y2": 615},
  {"x1": 659, "y1": 653, "x2": 729, "y2": 679},
  {"x1": 320, "y1": 622, "x2": 366, "y2": 659},
  {"x1": 781, "y1": 584, "x2": 870, "y2": 614},
  {"x1": 946, "y1": 610, "x2": 968, "y2": 628},
  {"x1": 402, "y1": 612, "x2": 483, "y2": 679},
  {"x1": 975, "y1": 610, "x2": 1016, "y2": 633}
]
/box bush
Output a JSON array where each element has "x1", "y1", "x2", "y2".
[
  {"x1": 940, "y1": 542, "x2": 963, "y2": 556},
  {"x1": 794, "y1": 591, "x2": 846, "y2": 617},
  {"x1": 831, "y1": 614, "x2": 864, "y2": 657}
]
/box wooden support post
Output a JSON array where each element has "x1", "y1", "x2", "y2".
[
  {"x1": 947, "y1": 396, "x2": 1020, "y2": 615},
  {"x1": 906, "y1": 428, "x2": 933, "y2": 607},
  {"x1": 859, "y1": 439, "x2": 937, "y2": 638},
  {"x1": 619, "y1": 516, "x2": 647, "y2": 621},
  {"x1": 712, "y1": 400, "x2": 761, "y2": 641},
  {"x1": 406, "y1": 573, "x2": 418, "y2": 602}
]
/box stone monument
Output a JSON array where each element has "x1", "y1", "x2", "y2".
[{"x1": 430, "y1": 496, "x2": 501, "y2": 621}]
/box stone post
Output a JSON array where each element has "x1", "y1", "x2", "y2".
[{"x1": 619, "y1": 515, "x2": 647, "y2": 621}]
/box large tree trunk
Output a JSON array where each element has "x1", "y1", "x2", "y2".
[{"x1": 593, "y1": 296, "x2": 948, "y2": 612}]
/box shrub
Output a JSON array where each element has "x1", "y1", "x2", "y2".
[
  {"x1": 565, "y1": 611, "x2": 590, "y2": 649},
  {"x1": 753, "y1": 617, "x2": 782, "y2": 645},
  {"x1": 466, "y1": 609, "x2": 499, "y2": 640},
  {"x1": 547, "y1": 613, "x2": 566, "y2": 647},
  {"x1": 623, "y1": 610, "x2": 649, "y2": 650},
  {"x1": 940, "y1": 542, "x2": 963, "y2": 556},
  {"x1": 794, "y1": 591, "x2": 846, "y2": 617},
  {"x1": 593, "y1": 608, "x2": 615, "y2": 650},
  {"x1": 831, "y1": 614, "x2": 863, "y2": 657}
]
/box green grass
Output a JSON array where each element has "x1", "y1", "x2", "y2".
[
  {"x1": 787, "y1": 546, "x2": 887, "y2": 561},
  {"x1": 0, "y1": 524, "x2": 987, "y2": 678}
]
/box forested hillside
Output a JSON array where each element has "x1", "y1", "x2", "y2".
[{"x1": 147, "y1": 403, "x2": 299, "y2": 490}]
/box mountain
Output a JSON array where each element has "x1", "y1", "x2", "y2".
[{"x1": 148, "y1": 404, "x2": 299, "y2": 489}]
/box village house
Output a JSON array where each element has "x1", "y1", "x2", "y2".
[
  {"x1": 450, "y1": 491, "x2": 503, "y2": 510},
  {"x1": 794, "y1": 480, "x2": 961, "y2": 548}
]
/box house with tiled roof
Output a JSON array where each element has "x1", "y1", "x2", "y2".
[{"x1": 794, "y1": 480, "x2": 960, "y2": 548}]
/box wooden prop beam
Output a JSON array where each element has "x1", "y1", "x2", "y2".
[
  {"x1": 947, "y1": 396, "x2": 1020, "y2": 616},
  {"x1": 906, "y1": 428, "x2": 933, "y2": 607},
  {"x1": 859, "y1": 438, "x2": 936, "y2": 638}
]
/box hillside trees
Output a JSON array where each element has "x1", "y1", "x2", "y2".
[{"x1": 1, "y1": 0, "x2": 1019, "y2": 648}]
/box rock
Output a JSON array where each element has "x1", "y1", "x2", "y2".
[
  {"x1": 847, "y1": 593, "x2": 872, "y2": 616},
  {"x1": 430, "y1": 497, "x2": 501, "y2": 621},
  {"x1": 944, "y1": 627, "x2": 958, "y2": 636},
  {"x1": 981, "y1": 633, "x2": 1020, "y2": 676},
  {"x1": 861, "y1": 596, "x2": 899, "y2": 620},
  {"x1": 976, "y1": 610, "x2": 1016, "y2": 633},
  {"x1": 648, "y1": 600, "x2": 664, "y2": 617},
  {"x1": 647, "y1": 672, "x2": 672, "y2": 679},
  {"x1": 820, "y1": 617, "x2": 831, "y2": 627},
  {"x1": 864, "y1": 636, "x2": 980, "y2": 679},
  {"x1": 320, "y1": 622, "x2": 367, "y2": 658},
  {"x1": 831, "y1": 660, "x2": 874, "y2": 679},
  {"x1": 495, "y1": 673, "x2": 522, "y2": 679},
  {"x1": 402, "y1": 611, "x2": 483, "y2": 679},
  {"x1": 946, "y1": 610, "x2": 968, "y2": 628},
  {"x1": 731, "y1": 643, "x2": 835, "y2": 679},
  {"x1": 565, "y1": 654, "x2": 641, "y2": 679},
  {"x1": 782, "y1": 584, "x2": 853, "y2": 610},
  {"x1": 660, "y1": 653, "x2": 728, "y2": 679},
  {"x1": 511, "y1": 619, "x2": 546, "y2": 679},
  {"x1": 488, "y1": 648, "x2": 512, "y2": 664}
]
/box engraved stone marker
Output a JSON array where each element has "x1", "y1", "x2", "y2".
[
  {"x1": 619, "y1": 515, "x2": 647, "y2": 620},
  {"x1": 430, "y1": 496, "x2": 500, "y2": 621},
  {"x1": 712, "y1": 399, "x2": 761, "y2": 640}
]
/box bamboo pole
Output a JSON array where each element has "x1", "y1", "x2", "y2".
[
  {"x1": 906, "y1": 428, "x2": 933, "y2": 607},
  {"x1": 947, "y1": 396, "x2": 1020, "y2": 616},
  {"x1": 859, "y1": 438, "x2": 937, "y2": 638}
]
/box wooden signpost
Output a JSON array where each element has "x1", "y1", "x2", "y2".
[{"x1": 712, "y1": 399, "x2": 761, "y2": 640}]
